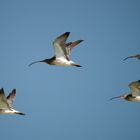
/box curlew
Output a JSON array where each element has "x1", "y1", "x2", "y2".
[
  {"x1": 29, "y1": 32, "x2": 83, "y2": 67},
  {"x1": 110, "y1": 80, "x2": 140, "y2": 102},
  {"x1": 0, "y1": 88, "x2": 25, "y2": 115}
]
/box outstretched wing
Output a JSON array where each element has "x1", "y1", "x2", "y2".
[
  {"x1": 53, "y1": 32, "x2": 70, "y2": 60},
  {"x1": 7, "y1": 89, "x2": 16, "y2": 108},
  {"x1": 65, "y1": 40, "x2": 83, "y2": 57},
  {"x1": 0, "y1": 88, "x2": 10, "y2": 110},
  {"x1": 129, "y1": 80, "x2": 140, "y2": 96}
]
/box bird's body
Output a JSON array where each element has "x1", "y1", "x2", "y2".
[
  {"x1": 0, "y1": 88, "x2": 25, "y2": 115},
  {"x1": 29, "y1": 56, "x2": 81, "y2": 67},
  {"x1": 48, "y1": 57, "x2": 80, "y2": 67},
  {"x1": 0, "y1": 108, "x2": 24, "y2": 115},
  {"x1": 123, "y1": 54, "x2": 140, "y2": 61},
  {"x1": 29, "y1": 32, "x2": 83, "y2": 67},
  {"x1": 110, "y1": 80, "x2": 140, "y2": 102}
]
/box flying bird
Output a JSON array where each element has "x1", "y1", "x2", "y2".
[
  {"x1": 123, "y1": 54, "x2": 140, "y2": 61},
  {"x1": 110, "y1": 80, "x2": 140, "y2": 102},
  {"x1": 0, "y1": 88, "x2": 25, "y2": 115},
  {"x1": 29, "y1": 32, "x2": 83, "y2": 67}
]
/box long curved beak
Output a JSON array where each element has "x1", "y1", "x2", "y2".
[
  {"x1": 28, "y1": 60, "x2": 45, "y2": 67},
  {"x1": 123, "y1": 55, "x2": 136, "y2": 61},
  {"x1": 110, "y1": 95, "x2": 122, "y2": 100}
]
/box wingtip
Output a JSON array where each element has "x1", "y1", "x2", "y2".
[
  {"x1": 64, "y1": 32, "x2": 70, "y2": 36},
  {"x1": 65, "y1": 32, "x2": 70, "y2": 34},
  {"x1": 77, "y1": 40, "x2": 84, "y2": 44},
  {"x1": 0, "y1": 88, "x2": 4, "y2": 93},
  {"x1": 12, "y1": 89, "x2": 16, "y2": 93}
]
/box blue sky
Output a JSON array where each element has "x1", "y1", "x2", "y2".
[{"x1": 0, "y1": 0, "x2": 140, "y2": 140}]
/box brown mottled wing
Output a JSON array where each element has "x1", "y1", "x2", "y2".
[
  {"x1": 0, "y1": 88, "x2": 10, "y2": 109},
  {"x1": 65, "y1": 40, "x2": 83, "y2": 57},
  {"x1": 65, "y1": 42, "x2": 72, "y2": 46},
  {"x1": 129, "y1": 80, "x2": 140, "y2": 96},
  {"x1": 7, "y1": 89, "x2": 16, "y2": 108},
  {"x1": 53, "y1": 32, "x2": 70, "y2": 60}
]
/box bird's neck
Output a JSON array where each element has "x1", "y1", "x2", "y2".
[
  {"x1": 43, "y1": 56, "x2": 56, "y2": 64},
  {"x1": 125, "y1": 94, "x2": 134, "y2": 101}
]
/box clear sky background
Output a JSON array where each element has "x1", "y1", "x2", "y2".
[{"x1": 0, "y1": 0, "x2": 140, "y2": 140}]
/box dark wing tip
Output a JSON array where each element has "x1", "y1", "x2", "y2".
[
  {"x1": 65, "y1": 32, "x2": 70, "y2": 34},
  {"x1": 12, "y1": 89, "x2": 16, "y2": 93},
  {"x1": 7, "y1": 88, "x2": 16, "y2": 101},
  {"x1": 0, "y1": 88, "x2": 4, "y2": 93},
  {"x1": 75, "y1": 40, "x2": 84, "y2": 44},
  {"x1": 64, "y1": 32, "x2": 70, "y2": 37},
  {"x1": 10, "y1": 89, "x2": 16, "y2": 97},
  {"x1": 79, "y1": 39, "x2": 84, "y2": 42}
]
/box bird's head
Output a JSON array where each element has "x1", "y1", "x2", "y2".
[{"x1": 135, "y1": 54, "x2": 140, "y2": 59}]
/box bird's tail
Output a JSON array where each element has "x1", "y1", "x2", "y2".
[
  {"x1": 15, "y1": 112, "x2": 25, "y2": 115},
  {"x1": 72, "y1": 63, "x2": 82, "y2": 67}
]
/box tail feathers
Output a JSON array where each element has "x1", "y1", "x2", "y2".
[
  {"x1": 15, "y1": 112, "x2": 25, "y2": 115},
  {"x1": 72, "y1": 63, "x2": 82, "y2": 67}
]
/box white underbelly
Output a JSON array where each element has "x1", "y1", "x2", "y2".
[
  {"x1": 0, "y1": 109, "x2": 13, "y2": 114},
  {"x1": 131, "y1": 96, "x2": 140, "y2": 102},
  {"x1": 54, "y1": 58, "x2": 74, "y2": 66}
]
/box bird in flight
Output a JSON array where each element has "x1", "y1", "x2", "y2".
[
  {"x1": 110, "y1": 80, "x2": 140, "y2": 102},
  {"x1": 29, "y1": 32, "x2": 83, "y2": 67},
  {"x1": 0, "y1": 88, "x2": 25, "y2": 115},
  {"x1": 123, "y1": 54, "x2": 140, "y2": 61}
]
